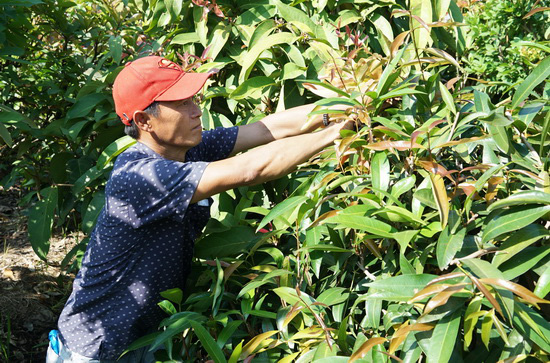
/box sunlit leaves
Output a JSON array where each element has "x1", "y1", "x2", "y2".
[
  {"x1": 511, "y1": 56, "x2": 550, "y2": 109},
  {"x1": 482, "y1": 205, "x2": 550, "y2": 243}
]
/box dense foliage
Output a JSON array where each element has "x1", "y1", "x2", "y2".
[
  {"x1": 1, "y1": 0, "x2": 549, "y2": 362},
  {"x1": 463, "y1": 0, "x2": 550, "y2": 96}
]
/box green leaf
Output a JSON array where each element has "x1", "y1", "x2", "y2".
[
  {"x1": 372, "y1": 152, "x2": 390, "y2": 194},
  {"x1": 436, "y1": 226, "x2": 466, "y2": 270},
  {"x1": 230, "y1": 76, "x2": 276, "y2": 100},
  {"x1": 297, "y1": 244, "x2": 353, "y2": 253},
  {"x1": 327, "y1": 213, "x2": 396, "y2": 238},
  {"x1": 463, "y1": 296, "x2": 483, "y2": 350},
  {"x1": 500, "y1": 245, "x2": 550, "y2": 281},
  {"x1": 517, "y1": 102, "x2": 543, "y2": 129},
  {"x1": 474, "y1": 89, "x2": 494, "y2": 113},
  {"x1": 379, "y1": 88, "x2": 425, "y2": 102},
  {"x1": 512, "y1": 301, "x2": 550, "y2": 352},
  {"x1": 479, "y1": 107, "x2": 514, "y2": 126},
  {"x1": 391, "y1": 175, "x2": 416, "y2": 200},
  {"x1": 410, "y1": 0, "x2": 433, "y2": 50},
  {"x1": 157, "y1": 300, "x2": 177, "y2": 315},
  {"x1": 82, "y1": 190, "x2": 105, "y2": 234},
  {"x1": 67, "y1": 93, "x2": 107, "y2": 119},
  {"x1": 429, "y1": 173, "x2": 449, "y2": 228},
  {"x1": 317, "y1": 287, "x2": 350, "y2": 306},
  {"x1": 438, "y1": 82, "x2": 456, "y2": 115},
  {"x1": 239, "y1": 32, "x2": 298, "y2": 82},
  {"x1": 108, "y1": 35, "x2": 123, "y2": 64},
  {"x1": 361, "y1": 290, "x2": 382, "y2": 329},
  {"x1": 315, "y1": 97, "x2": 361, "y2": 107},
  {"x1": 488, "y1": 124, "x2": 511, "y2": 154},
  {"x1": 257, "y1": 195, "x2": 308, "y2": 231},
  {"x1": 248, "y1": 310, "x2": 277, "y2": 319},
  {"x1": 153, "y1": 312, "x2": 205, "y2": 350},
  {"x1": 248, "y1": 19, "x2": 277, "y2": 49},
  {"x1": 376, "y1": 205, "x2": 427, "y2": 225},
  {"x1": 481, "y1": 311, "x2": 493, "y2": 349},
  {"x1": 421, "y1": 309, "x2": 461, "y2": 363},
  {"x1": 482, "y1": 205, "x2": 550, "y2": 243},
  {"x1": 195, "y1": 226, "x2": 257, "y2": 259},
  {"x1": 49, "y1": 152, "x2": 73, "y2": 183},
  {"x1": 171, "y1": 32, "x2": 200, "y2": 45},
  {"x1": 119, "y1": 331, "x2": 161, "y2": 359},
  {"x1": 206, "y1": 22, "x2": 231, "y2": 61},
  {"x1": 275, "y1": 0, "x2": 325, "y2": 40},
  {"x1": 282, "y1": 62, "x2": 306, "y2": 80},
  {"x1": 298, "y1": 79, "x2": 351, "y2": 98},
  {"x1": 72, "y1": 167, "x2": 104, "y2": 196},
  {"x1": 190, "y1": 320, "x2": 227, "y2": 363},
  {"x1": 0, "y1": 122, "x2": 13, "y2": 147},
  {"x1": 371, "y1": 12, "x2": 394, "y2": 42},
  {"x1": 511, "y1": 56, "x2": 550, "y2": 109},
  {"x1": 217, "y1": 321, "x2": 243, "y2": 349},
  {"x1": 312, "y1": 341, "x2": 339, "y2": 360},
  {"x1": 533, "y1": 265, "x2": 550, "y2": 299},
  {"x1": 160, "y1": 288, "x2": 183, "y2": 305},
  {"x1": 238, "y1": 279, "x2": 272, "y2": 299},
  {"x1": 487, "y1": 190, "x2": 550, "y2": 212},
  {"x1": 492, "y1": 224, "x2": 550, "y2": 267},
  {"x1": 363, "y1": 274, "x2": 437, "y2": 301},
  {"x1": 28, "y1": 187, "x2": 58, "y2": 260},
  {"x1": 461, "y1": 258, "x2": 505, "y2": 279},
  {"x1": 273, "y1": 287, "x2": 323, "y2": 315},
  {"x1": 541, "y1": 108, "x2": 550, "y2": 161},
  {"x1": 96, "y1": 136, "x2": 136, "y2": 169},
  {"x1": 228, "y1": 340, "x2": 243, "y2": 363},
  {"x1": 311, "y1": 357, "x2": 349, "y2": 363}
]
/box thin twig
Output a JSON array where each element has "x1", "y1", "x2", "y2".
[
  {"x1": 450, "y1": 247, "x2": 499, "y2": 266},
  {"x1": 356, "y1": 261, "x2": 376, "y2": 280}
]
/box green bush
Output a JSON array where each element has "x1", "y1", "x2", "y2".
[{"x1": 463, "y1": 0, "x2": 550, "y2": 95}]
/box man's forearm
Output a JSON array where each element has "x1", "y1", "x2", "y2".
[
  {"x1": 230, "y1": 103, "x2": 351, "y2": 156},
  {"x1": 261, "y1": 103, "x2": 349, "y2": 140},
  {"x1": 243, "y1": 125, "x2": 341, "y2": 184},
  {"x1": 192, "y1": 122, "x2": 353, "y2": 203}
]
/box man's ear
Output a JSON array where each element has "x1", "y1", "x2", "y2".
[{"x1": 133, "y1": 110, "x2": 153, "y2": 133}]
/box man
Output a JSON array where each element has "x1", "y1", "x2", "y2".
[{"x1": 47, "y1": 55, "x2": 352, "y2": 362}]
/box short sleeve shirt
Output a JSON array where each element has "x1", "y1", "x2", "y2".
[{"x1": 57, "y1": 126, "x2": 238, "y2": 360}]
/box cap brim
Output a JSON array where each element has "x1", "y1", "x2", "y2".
[{"x1": 155, "y1": 72, "x2": 212, "y2": 101}]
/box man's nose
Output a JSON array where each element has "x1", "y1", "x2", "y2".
[{"x1": 191, "y1": 102, "x2": 202, "y2": 118}]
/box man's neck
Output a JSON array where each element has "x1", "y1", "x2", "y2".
[{"x1": 137, "y1": 136, "x2": 188, "y2": 162}]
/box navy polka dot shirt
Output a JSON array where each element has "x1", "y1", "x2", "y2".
[{"x1": 57, "y1": 126, "x2": 238, "y2": 360}]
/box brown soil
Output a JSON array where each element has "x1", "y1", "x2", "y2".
[{"x1": 0, "y1": 187, "x2": 79, "y2": 362}]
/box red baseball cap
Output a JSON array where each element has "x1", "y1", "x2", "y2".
[{"x1": 113, "y1": 55, "x2": 212, "y2": 126}]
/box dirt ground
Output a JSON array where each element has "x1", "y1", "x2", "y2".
[{"x1": 1, "y1": 187, "x2": 79, "y2": 362}]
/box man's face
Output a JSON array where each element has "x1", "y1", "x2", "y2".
[{"x1": 148, "y1": 97, "x2": 203, "y2": 149}]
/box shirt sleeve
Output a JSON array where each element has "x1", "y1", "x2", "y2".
[
  {"x1": 187, "y1": 126, "x2": 239, "y2": 162},
  {"x1": 117, "y1": 158, "x2": 209, "y2": 227}
]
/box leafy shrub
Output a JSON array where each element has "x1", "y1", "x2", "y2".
[{"x1": 463, "y1": 0, "x2": 550, "y2": 95}]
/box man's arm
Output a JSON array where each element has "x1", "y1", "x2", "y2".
[
  {"x1": 191, "y1": 121, "x2": 351, "y2": 203},
  {"x1": 230, "y1": 104, "x2": 349, "y2": 155}
]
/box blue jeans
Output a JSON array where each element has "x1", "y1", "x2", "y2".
[{"x1": 46, "y1": 331, "x2": 157, "y2": 363}]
